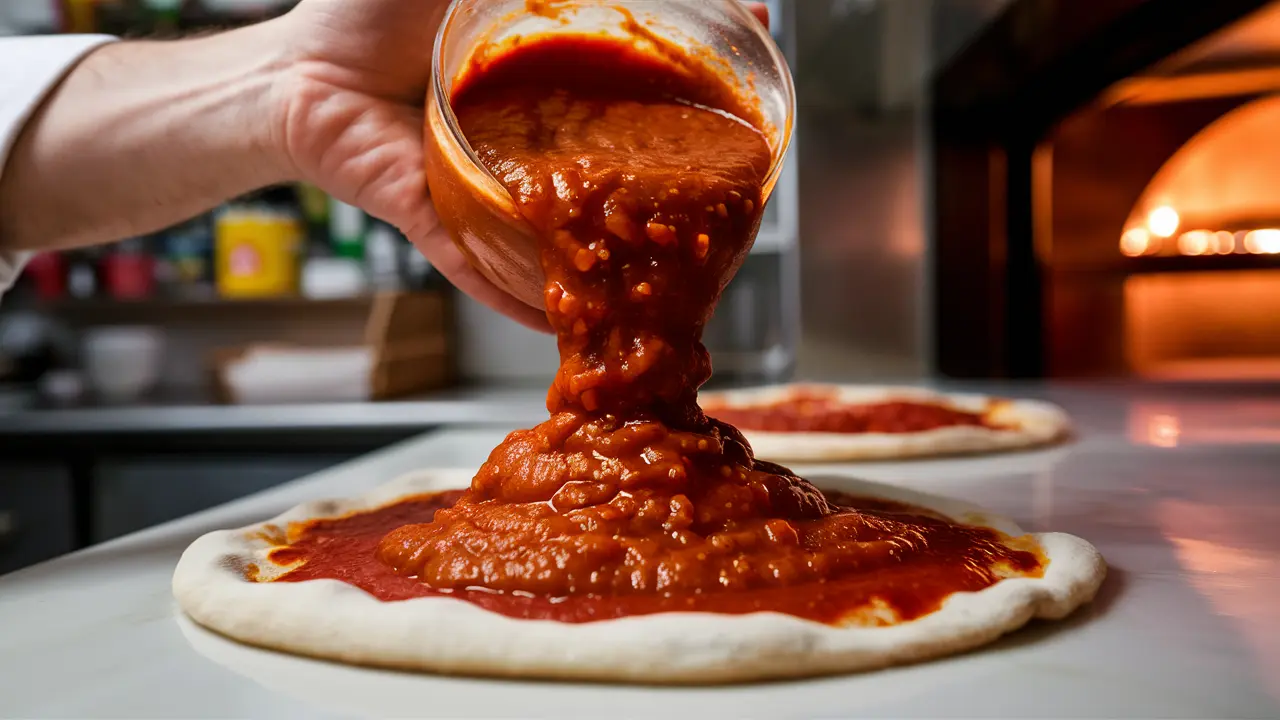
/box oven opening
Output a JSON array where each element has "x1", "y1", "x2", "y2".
[
  {"x1": 934, "y1": 0, "x2": 1280, "y2": 380},
  {"x1": 1116, "y1": 95, "x2": 1280, "y2": 380}
]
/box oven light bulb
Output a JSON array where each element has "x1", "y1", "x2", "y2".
[
  {"x1": 1177, "y1": 230, "x2": 1212, "y2": 256},
  {"x1": 1120, "y1": 228, "x2": 1152, "y2": 257},
  {"x1": 1244, "y1": 229, "x2": 1280, "y2": 254},
  {"x1": 1147, "y1": 206, "x2": 1180, "y2": 238},
  {"x1": 1215, "y1": 231, "x2": 1235, "y2": 254}
]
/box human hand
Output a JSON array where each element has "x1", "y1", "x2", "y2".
[{"x1": 270, "y1": 1, "x2": 770, "y2": 332}]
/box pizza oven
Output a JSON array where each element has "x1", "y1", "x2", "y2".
[{"x1": 932, "y1": 0, "x2": 1280, "y2": 380}]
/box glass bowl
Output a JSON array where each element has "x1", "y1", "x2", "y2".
[{"x1": 423, "y1": 0, "x2": 796, "y2": 311}]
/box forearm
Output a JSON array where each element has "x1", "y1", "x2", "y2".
[{"x1": 0, "y1": 22, "x2": 292, "y2": 252}]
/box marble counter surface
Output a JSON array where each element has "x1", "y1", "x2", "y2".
[{"x1": 0, "y1": 383, "x2": 1277, "y2": 718}]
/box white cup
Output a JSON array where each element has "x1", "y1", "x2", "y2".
[{"x1": 82, "y1": 326, "x2": 165, "y2": 403}]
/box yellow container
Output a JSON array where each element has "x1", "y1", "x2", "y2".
[
  {"x1": 215, "y1": 208, "x2": 303, "y2": 298},
  {"x1": 61, "y1": 0, "x2": 98, "y2": 33}
]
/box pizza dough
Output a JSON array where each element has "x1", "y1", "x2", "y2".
[
  {"x1": 173, "y1": 469, "x2": 1105, "y2": 684},
  {"x1": 700, "y1": 385, "x2": 1072, "y2": 463}
]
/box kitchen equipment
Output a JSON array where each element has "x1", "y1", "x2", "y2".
[
  {"x1": 38, "y1": 369, "x2": 86, "y2": 406},
  {"x1": 200, "y1": 0, "x2": 283, "y2": 21},
  {"x1": 58, "y1": 0, "x2": 97, "y2": 32},
  {"x1": 64, "y1": 249, "x2": 100, "y2": 300},
  {"x1": 703, "y1": 253, "x2": 794, "y2": 384},
  {"x1": 214, "y1": 203, "x2": 303, "y2": 299},
  {"x1": 0, "y1": 311, "x2": 67, "y2": 385},
  {"x1": 365, "y1": 222, "x2": 404, "y2": 292},
  {"x1": 142, "y1": 0, "x2": 182, "y2": 27},
  {"x1": 301, "y1": 257, "x2": 368, "y2": 300},
  {"x1": 157, "y1": 215, "x2": 215, "y2": 298},
  {"x1": 21, "y1": 253, "x2": 65, "y2": 301},
  {"x1": 215, "y1": 345, "x2": 375, "y2": 404},
  {"x1": 81, "y1": 325, "x2": 164, "y2": 403},
  {"x1": 423, "y1": 0, "x2": 797, "y2": 310},
  {"x1": 328, "y1": 199, "x2": 366, "y2": 261},
  {"x1": 210, "y1": 292, "x2": 452, "y2": 404},
  {"x1": 101, "y1": 238, "x2": 156, "y2": 300},
  {"x1": 933, "y1": 0, "x2": 1280, "y2": 380}
]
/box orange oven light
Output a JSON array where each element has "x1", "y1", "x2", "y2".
[
  {"x1": 1147, "y1": 206, "x2": 1180, "y2": 238},
  {"x1": 1243, "y1": 229, "x2": 1280, "y2": 254},
  {"x1": 1120, "y1": 228, "x2": 1153, "y2": 256}
]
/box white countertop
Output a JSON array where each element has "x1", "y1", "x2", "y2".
[{"x1": 1, "y1": 384, "x2": 1279, "y2": 718}]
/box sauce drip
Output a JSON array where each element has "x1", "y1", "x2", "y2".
[{"x1": 271, "y1": 30, "x2": 1044, "y2": 625}]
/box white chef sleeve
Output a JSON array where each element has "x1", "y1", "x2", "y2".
[{"x1": 0, "y1": 35, "x2": 117, "y2": 297}]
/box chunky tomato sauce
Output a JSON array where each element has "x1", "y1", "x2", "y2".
[
  {"x1": 276, "y1": 489, "x2": 1040, "y2": 624},
  {"x1": 270, "y1": 27, "x2": 1044, "y2": 625},
  {"x1": 705, "y1": 393, "x2": 1004, "y2": 434}
]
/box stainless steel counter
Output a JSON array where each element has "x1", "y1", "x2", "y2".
[
  {"x1": 0, "y1": 386, "x2": 549, "y2": 436},
  {"x1": 0, "y1": 386, "x2": 552, "y2": 569},
  {"x1": 1, "y1": 382, "x2": 1278, "y2": 717}
]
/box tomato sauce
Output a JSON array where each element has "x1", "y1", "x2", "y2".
[
  {"x1": 705, "y1": 393, "x2": 1005, "y2": 434},
  {"x1": 276, "y1": 489, "x2": 1041, "y2": 624},
  {"x1": 268, "y1": 26, "x2": 1044, "y2": 625}
]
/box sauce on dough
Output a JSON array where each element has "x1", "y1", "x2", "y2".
[
  {"x1": 276, "y1": 489, "x2": 1041, "y2": 625},
  {"x1": 705, "y1": 392, "x2": 1007, "y2": 434},
  {"x1": 272, "y1": 28, "x2": 1043, "y2": 625}
]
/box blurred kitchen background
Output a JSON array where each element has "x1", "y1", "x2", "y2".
[{"x1": 3, "y1": 0, "x2": 1278, "y2": 572}]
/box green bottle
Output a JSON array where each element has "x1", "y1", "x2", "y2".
[
  {"x1": 328, "y1": 198, "x2": 367, "y2": 261},
  {"x1": 142, "y1": 0, "x2": 182, "y2": 30}
]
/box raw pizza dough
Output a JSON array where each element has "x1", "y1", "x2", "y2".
[
  {"x1": 173, "y1": 469, "x2": 1105, "y2": 684},
  {"x1": 700, "y1": 384, "x2": 1072, "y2": 463}
]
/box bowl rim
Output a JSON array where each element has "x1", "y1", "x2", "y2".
[{"x1": 429, "y1": 0, "x2": 798, "y2": 202}]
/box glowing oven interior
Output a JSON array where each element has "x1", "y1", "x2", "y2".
[
  {"x1": 1121, "y1": 95, "x2": 1280, "y2": 261},
  {"x1": 1041, "y1": 4, "x2": 1280, "y2": 380},
  {"x1": 1118, "y1": 95, "x2": 1280, "y2": 379}
]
